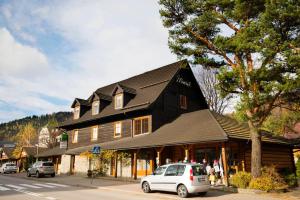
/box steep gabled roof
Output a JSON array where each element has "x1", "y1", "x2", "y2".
[
  {"x1": 89, "y1": 92, "x2": 112, "y2": 103},
  {"x1": 60, "y1": 60, "x2": 188, "y2": 128},
  {"x1": 111, "y1": 83, "x2": 136, "y2": 96},
  {"x1": 1, "y1": 147, "x2": 15, "y2": 159},
  {"x1": 22, "y1": 147, "x2": 37, "y2": 156},
  {"x1": 71, "y1": 98, "x2": 90, "y2": 108}
]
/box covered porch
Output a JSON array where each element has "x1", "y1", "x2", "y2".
[{"x1": 65, "y1": 109, "x2": 294, "y2": 183}]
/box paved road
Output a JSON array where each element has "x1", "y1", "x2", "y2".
[{"x1": 0, "y1": 174, "x2": 292, "y2": 200}]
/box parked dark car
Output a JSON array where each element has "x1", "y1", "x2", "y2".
[{"x1": 27, "y1": 161, "x2": 55, "y2": 178}]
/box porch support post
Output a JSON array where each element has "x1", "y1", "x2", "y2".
[
  {"x1": 133, "y1": 150, "x2": 138, "y2": 180},
  {"x1": 242, "y1": 160, "x2": 245, "y2": 172},
  {"x1": 185, "y1": 149, "x2": 189, "y2": 161},
  {"x1": 221, "y1": 142, "x2": 229, "y2": 186},
  {"x1": 114, "y1": 151, "x2": 118, "y2": 178},
  {"x1": 155, "y1": 147, "x2": 164, "y2": 166},
  {"x1": 182, "y1": 145, "x2": 193, "y2": 161},
  {"x1": 291, "y1": 148, "x2": 296, "y2": 174}
]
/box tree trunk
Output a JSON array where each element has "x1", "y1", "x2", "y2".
[{"x1": 248, "y1": 120, "x2": 262, "y2": 178}]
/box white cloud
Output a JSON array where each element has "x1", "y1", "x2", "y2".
[
  {"x1": 0, "y1": 0, "x2": 176, "y2": 122},
  {"x1": 0, "y1": 28, "x2": 48, "y2": 77}
]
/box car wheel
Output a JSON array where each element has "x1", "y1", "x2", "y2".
[
  {"x1": 142, "y1": 181, "x2": 151, "y2": 193},
  {"x1": 27, "y1": 171, "x2": 31, "y2": 177},
  {"x1": 51, "y1": 173, "x2": 55, "y2": 177},
  {"x1": 177, "y1": 184, "x2": 189, "y2": 198},
  {"x1": 36, "y1": 171, "x2": 40, "y2": 178}
]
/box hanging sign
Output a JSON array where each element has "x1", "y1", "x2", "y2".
[{"x1": 60, "y1": 132, "x2": 68, "y2": 149}]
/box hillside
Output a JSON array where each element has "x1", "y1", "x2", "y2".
[{"x1": 0, "y1": 112, "x2": 72, "y2": 140}]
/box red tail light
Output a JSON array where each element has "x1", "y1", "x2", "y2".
[{"x1": 189, "y1": 168, "x2": 193, "y2": 181}]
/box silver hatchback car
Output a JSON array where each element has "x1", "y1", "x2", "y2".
[
  {"x1": 27, "y1": 161, "x2": 55, "y2": 178},
  {"x1": 141, "y1": 163, "x2": 210, "y2": 198},
  {"x1": 0, "y1": 163, "x2": 17, "y2": 174}
]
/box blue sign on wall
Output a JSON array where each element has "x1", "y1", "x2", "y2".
[{"x1": 92, "y1": 146, "x2": 101, "y2": 154}]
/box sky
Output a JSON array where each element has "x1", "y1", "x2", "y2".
[{"x1": 0, "y1": 0, "x2": 178, "y2": 123}]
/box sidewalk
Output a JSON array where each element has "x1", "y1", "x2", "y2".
[{"x1": 10, "y1": 172, "x2": 141, "y2": 191}]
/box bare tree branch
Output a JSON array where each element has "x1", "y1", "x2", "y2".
[{"x1": 196, "y1": 67, "x2": 233, "y2": 114}]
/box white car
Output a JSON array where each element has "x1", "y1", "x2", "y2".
[
  {"x1": 0, "y1": 163, "x2": 17, "y2": 174},
  {"x1": 141, "y1": 163, "x2": 210, "y2": 198}
]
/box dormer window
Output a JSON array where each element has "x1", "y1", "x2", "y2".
[
  {"x1": 114, "y1": 93, "x2": 123, "y2": 109},
  {"x1": 92, "y1": 101, "x2": 100, "y2": 115},
  {"x1": 74, "y1": 106, "x2": 80, "y2": 119},
  {"x1": 111, "y1": 84, "x2": 136, "y2": 110}
]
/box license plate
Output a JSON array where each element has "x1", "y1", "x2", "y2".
[{"x1": 198, "y1": 177, "x2": 206, "y2": 182}]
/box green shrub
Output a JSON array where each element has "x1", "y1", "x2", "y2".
[
  {"x1": 284, "y1": 173, "x2": 298, "y2": 187},
  {"x1": 278, "y1": 168, "x2": 298, "y2": 188},
  {"x1": 296, "y1": 159, "x2": 300, "y2": 178},
  {"x1": 249, "y1": 166, "x2": 288, "y2": 192},
  {"x1": 230, "y1": 171, "x2": 252, "y2": 188}
]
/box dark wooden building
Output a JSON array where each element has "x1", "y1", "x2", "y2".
[{"x1": 51, "y1": 60, "x2": 295, "y2": 179}]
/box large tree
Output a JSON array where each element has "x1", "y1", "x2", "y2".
[{"x1": 159, "y1": 0, "x2": 300, "y2": 177}]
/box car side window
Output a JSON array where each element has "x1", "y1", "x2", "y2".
[
  {"x1": 154, "y1": 166, "x2": 166, "y2": 175},
  {"x1": 165, "y1": 165, "x2": 178, "y2": 176},
  {"x1": 177, "y1": 165, "x2": 186, "y2": 176}
]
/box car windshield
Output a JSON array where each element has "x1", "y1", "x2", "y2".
[
  {"x1": 192, "y1": 165, "x2": 206, "y2": 176},
  {"x1": 42, "y1": 162, "x2": 53, "y2": 166},
  {"x1": 154, "y1": 166, "x2": 167, "y2": 175},
  {"x1": 7, "y1": 164, "x2": 16, "y2": 166}
]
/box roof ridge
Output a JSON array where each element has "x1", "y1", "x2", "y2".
[{"x1": 95, "y1": 59, "x2": 187, "y2": 93}]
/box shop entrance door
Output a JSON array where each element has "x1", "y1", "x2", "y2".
[{"x1": 195, "y1": 149, "x2": 216, "y2": 165}]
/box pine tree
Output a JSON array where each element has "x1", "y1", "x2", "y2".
[{"x1": 159, "y1": 0, "x2": 300, "y2": 177}]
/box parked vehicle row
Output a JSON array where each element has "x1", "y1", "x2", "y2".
[{"x1": 141, "y1": 163, "x2": 210, "y2": 198}]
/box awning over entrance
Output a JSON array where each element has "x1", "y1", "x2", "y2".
[{"x1": 66, "y1": 109, "x2": 229, "y2": 155}]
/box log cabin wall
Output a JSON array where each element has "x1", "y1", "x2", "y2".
[{"x1": 244, "y1": 143, "x2": 293, "y2": 172}]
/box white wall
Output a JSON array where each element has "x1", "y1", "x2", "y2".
[
  {"x1": 117, "y1": 158, "x2": 131, "y2": 178},
  {"x1": 60, "y1": 154, "x2": 71, "y2": 174},
  {"x1": 74, "y1": 155, "x2": 89, "y2": 175}
]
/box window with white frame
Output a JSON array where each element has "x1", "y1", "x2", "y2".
[
  {"x1": 74, "y1": 106, "x2": 80, "y2": 119},
  {"x1": 92, "y1": 101, "x2": 100, "y2": 115},
  {"x1": 114, "y1": 94, "x2": 123, "y2": 109},
  {"x1": 114, "y1": 122, "x2": 122, "y2": 137},
  {"x1": 134, "y1": 116, "x2": 151, "y2": 136},
  {"x1": 91, "y1": 126, "x2": 98, "y2": 141},
  {"x1": 72, "y1": 130, "x2": 78, "y2": 143}
]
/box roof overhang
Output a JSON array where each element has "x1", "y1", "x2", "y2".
[{"x1": 66, "y1": 109, "x2": 228, "y2": 155}]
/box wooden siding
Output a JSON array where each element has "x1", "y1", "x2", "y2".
[
  {"x1": 67, "y1": 119, "x2": 132, "y2": 149},
  {"x1": 152, "y1": 67, "x2": 208, "y2": 132},
  {"x1": 100, "y1": 119, "x2": 131, "y2": 142},
  {"x1": 244, "y1": 144, "x2": 293, "y2": 171}
]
